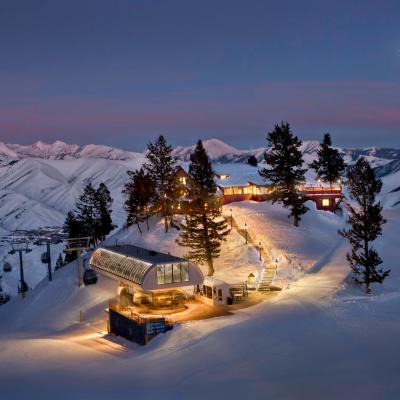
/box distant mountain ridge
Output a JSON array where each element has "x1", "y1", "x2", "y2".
[
  {"x1": 2, "y1": 138, "x2": 399, "y2": 165},
  {"x1": 1, "y1": 140, "x2": 142, "y2": 161}
]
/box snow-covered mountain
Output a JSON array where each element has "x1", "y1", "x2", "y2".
[
  {"x1": 0, "y1": 137, "x2": 399, "y2": 232},
  {"x1": 173, "y1": 139, "x2": 244, "y2": 161},
  {"x1": 0, "y1": 156, "x2": 145, "y2": 231},
  {"x1": 0, "y1": 140, "x2": 142, "y2": 161},
  {"x1": 2, "y1": 138, "x2": 400, "y2": 166}
]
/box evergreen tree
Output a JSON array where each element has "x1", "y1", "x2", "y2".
[
  {"x1": 178, "y1": 140, "x2": 229, "y2": 276},
  {"x1": 55, "y1": 253, "x2": 65, "y2": 270},
  {"x1": 123, "y1": 167, "x2": 155, "y2": 234},
  {"x1": 63, "y1": 211, "x2": 81, "y2": 263},
  {"x1": 247, "y1": 154, "x2": 258, "y2": 167},
  {"x1": 0, "y1": 291, "x2": 10, "y2": 305},
  {"x1": 144, "y1": 135, "x2": 178, "y2": 232},
  {"x1": 96, "y1": 183, "x2": 115, "y2": 240},
  {"x1": 0, "y1": 275, "x2": 10, "y2": 305},
  {"x1": 76, "y1": 182, "x2": 100, "y2": 244},
  {"x1": 259, "y1": 122, "x2": 308, "y2": 226},
  {"x1": 309, "y1": 133, "x2": 346, "y2": 186},
  {"x1": 339, "y1": 157, "x2": 390, "y2": 293}
]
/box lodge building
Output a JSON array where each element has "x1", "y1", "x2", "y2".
[{"x1": 178, "y1": 163, "x2": 343, "y2": 212}]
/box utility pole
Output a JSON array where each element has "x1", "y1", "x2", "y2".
[
  {"x1": 259, "y1": 241, "x2": 262, "y2": 261},
  {"x1": 230, "y1": 208, "x2": 233, "y2": 230},
  {"x1": 245, "y1": 222, "x2": 248, "y2": 245}
]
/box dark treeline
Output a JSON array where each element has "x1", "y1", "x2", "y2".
[{"x1": 63, "y1": 182, "x2": 115, "y2": 262}]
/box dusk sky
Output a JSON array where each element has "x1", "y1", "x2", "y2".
[{"x1": 1, "y1": 0, "x2": 399, "y2": 150}]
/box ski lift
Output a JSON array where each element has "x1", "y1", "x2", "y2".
[
  {"x1": 41, "y1": 252, "x2": 50, "y2": 264},
  {"x1": 83, "y1": 269, "x2": 97, "y2": 286},
  {"x1": 3, "y1": 261, "x2": 12, "y2": 273}
]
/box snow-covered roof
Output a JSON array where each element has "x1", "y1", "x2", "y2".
[
  {"x1": 212, "y1": 163, "x2": 266, "y2": 187},
  {"x1": 89, "y1": 245, "x2": 187, "y2": 286},
  {"x1": 179, "y1": 162, "x2": 267, "y2": 187}
]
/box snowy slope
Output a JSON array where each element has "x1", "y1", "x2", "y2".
[
  {"x1": 0, "y1": 156, "x2": 145, "y2": 231},
  {"x1": 0, "y1": 204, "x2": 399, "y2": 399}
]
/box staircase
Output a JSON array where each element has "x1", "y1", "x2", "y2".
[
  {"x1": 225, "y1": 214, "x2": 277, "y2": 292},
  {"x1": 257, "y1": 266, "x2": 276, "y2": 292}
]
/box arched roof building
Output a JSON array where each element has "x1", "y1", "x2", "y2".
[{"x1": 89, "y1": 245, "x2": 204, "y2": 292}]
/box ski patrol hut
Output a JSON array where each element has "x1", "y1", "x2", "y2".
[
  {"x1": 89, "y1": 245, "x2": 204, "y2": 308},
  {"x1": 196, "y1": 276, "x2": 232, "y2": 306}
]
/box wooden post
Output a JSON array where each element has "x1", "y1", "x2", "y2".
[{"x1": 77, "y1": 250, "x2": 83, "y2": 287}]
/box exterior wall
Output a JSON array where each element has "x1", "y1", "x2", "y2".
[
  {"x1": 221, "y1": 193, "x2": 269, "y2": 205},
  {"x1": 303, "y1": 186, "x2": 343, "y2": 212},
  {"x1": 195, "y1": 283, "x2": 231, "y2": 305},
  {"x1": 222, "y1": 193, "x2": 252, "y2": 204},
  {"x1": 220, "y1": 182, "x2": 342, "y2": 212},
  {"x1": 306, "y1": 195, "x2": 342, "y2": 212}
]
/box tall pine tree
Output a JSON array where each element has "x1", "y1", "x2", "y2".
[
  {"x1": 96, "y1": 183, "x2": 115, "y2": 240},
  {"x1": 63, "y1": 211, "x2": 81, "y2": 263},
  {"x1": 123, "y1": 167, "x2": 155, "y2": 234},
  {"x1": 144, "y1": 135, "x2": 178, "y2": 232},
  {"x1": 309, "y1": 133, "x2": 346, "y2": 186},
  {"x1": 259, "y1": 122, "x2": 308, "y2": 226},
  {"x1": 339, "y1": 157, "x2": 390, "y2": 293},
  {"x1": 178, "y1": 140, "x2": 229, "y2": 276},
  {"x1": 76, "y1": 182, "x2": 100, "y2": 244}
]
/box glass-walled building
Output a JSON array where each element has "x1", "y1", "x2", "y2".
[{"x1": 89, "y1": 245, "x2": 204, "y2": 308}]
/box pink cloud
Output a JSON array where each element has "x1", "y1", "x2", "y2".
[{"x1": 0, "y1": 80, "x2": 398, "y2": 144}]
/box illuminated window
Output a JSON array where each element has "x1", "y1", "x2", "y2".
[
  {"x1": 180, "y1": 176, "x2": 187, "y2": 185},
  {"x1": 243, "y1": 186, "x2": 252, "y2": 194},
  {"x1": 181, "y1": 263, "x2": 189, "y2": 282},
  {"x1": 164, "y1": 264, "x2": 173, "y2": 284},
  {"x1": 173, "y1": 264, "x2": 181, "y2": 283},
  {"x1": 322, "y1": 198, "x2": 330, "y2": 207},
  {"x1": 156, "y1": 263, "x2": 190, "y2": 285},
  {"x1": 156, "y1": 266, "x2": 165, "y2": 285}
]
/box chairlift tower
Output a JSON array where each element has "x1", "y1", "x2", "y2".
[
  {"x1": 65, "y1": 237, "x2": 92, "y2": 287},
  {"x1": 9, "y1": 241, "x2": 32, "y2": 298}
]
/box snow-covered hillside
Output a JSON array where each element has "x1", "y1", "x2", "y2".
[
  {"x1": 0, "y1": 156, "x2": 145, "y2": 231},
  {"x1": 0, "y1": 202, "x2": 399, "y2": 399},
  {"x1": 1, "y1": 137, "x2": 400, "y2": 232}
]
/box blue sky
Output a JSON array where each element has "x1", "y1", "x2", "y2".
[{"x1": 0, "y1": 0, "x2": 399, "y2": 150}]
